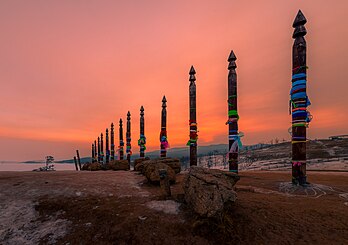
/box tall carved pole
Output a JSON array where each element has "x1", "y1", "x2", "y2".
[
  {"x1": 100, "y1": 133, "x2": 104, "y2": 163},
  {"x1": 138, "y1": 106, "x2": 146, "y2": 158},
  {"x1": 119, "y1": 119, "x2": 124, "y2": 160},
  {"x1": 290, "y1": 10, "x2": 311, "y2": 185},
  {"x1": 110, "y1": 123, "x2": 115, "y2": 161},
  {"x1": 227, "y1": 50, "x2": 241, "y2": 173},
  {"x1": 105, "y1": 128, "x2": 110, "y2": 163},
  {"x1": 126, "y1": 111, "x2": 132, "y2": 165},
  {"x1": 160, "y1": 96, "x2": 169, "y2": 157},
  {"x1": 188, "y1": 66, "x2": 198, "y2": 166},
  {"x1": 94, "y1": 140, "x2": 97, "y2": 163},
  {"x1": 92, "y1": 143, "x2": 95, "y2": 163},
  {"x1": 97, "y1": 137, "x2": 101, "y2": 163}
]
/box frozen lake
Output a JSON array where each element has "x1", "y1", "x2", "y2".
[{"x1": 0, "y1": 162, "x2": 75, "y2": 171}]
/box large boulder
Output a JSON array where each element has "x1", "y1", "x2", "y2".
[
  {"x1": 105, "y1": 160, "x2": 130, "y2": 171},
  {"x1": 134, "y1": 157, "x2": 150, "y2": 170},
  {"x1": 81, "y1": 162, "x2": 102, "y2": 171},
  {"x1": 135, "y1": 158, "x2": 181, "y2": 174},
  {"x1": 157, "y1": 158, "x2": 181, "y2": 174},
  {"x1": 183, "y1": 166, "x2": 240, "y2": 217},
  {"x1": 144, "y1": 162, "x2": 176, "y2": 185}
]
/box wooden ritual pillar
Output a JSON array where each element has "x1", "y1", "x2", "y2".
[
  {"x1": 119, "y1": 119, "x2": 124, "y2": 160},
  {"x1": 291, "y1": 10, "x2": 311, "y2": 185},
  {"x1": 227, "y1": 50, "x2": 240, "y2": 173},
  {"x1": 138, "y1": 106, "x2": 146, "y2": 157},
  {"x1": 105, "y1": 128, "x2": 110, "y2": 163},
  {"x1": 160, "y1": 96, "x2": 168, "y2": 157},
  {"x1": 100, "y1": 133, "x2": 104, "y2": 163},
  {"x1": 92, "y1": 143, "x2": 95, "y2": 163},
  {"x1": 94, "y1": 140, "x2": 97, "y2": 163},
  {"x1": 126, "y1": 111, "x2": 132, "y2": 165},
  {"x1": 110, "y1": 123, "x2": 115, "y2": 161},
  {"x1": 97, "y1": 137, "x2": 101, "y2": 163},
  {"x1": 188, "y1": 66, "x2": 198, "y2": 166}
]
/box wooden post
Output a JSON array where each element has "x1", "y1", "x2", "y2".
[
  {"x1": 94, "y1": 140, "x2": 97, "y2": 163},
  {"x1": 91, "y1": 143, "x2": 95, "y2": 163},
  {"x1": 74, "y1": 156, "x2": 78, "y2": 171},
  {"x1": 227, "y1": 50, "x2": 240, "y2": 173},
  {"x1": 291, "y1": 10, "x2": 310, "y2": 186},
  {"x1": 126, "y1": 111, "x2": 132, "y2": 165},
  {"x1": 160, "y1": 96, "x2": 168, "y2": 157},
  {"x1": 119, "y1": 119, "x2": 124, "y2": 160},
  {"x1": 76, "y1": 150, "x2": 82, "y2": 170},
  {"x1": 100, "y1": 133, "x2": 104, "y2": 164},
  {"x1": 188, "y1": 66, "x2": 198, "y2": 166},
  {"x1": 97, "y1": 137, "x2": 101, "y2": 163},
  {"x1": 110, "y1": 123, "x2": 115, "y2": 161},
  {"x1": 139, "y1": 106, "x2": 146, "y2": 158},
  {"x1": 105, "y1": 128, "x2": 110, "y2": 163}
]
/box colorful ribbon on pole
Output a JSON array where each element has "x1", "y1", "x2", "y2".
[
  {"x1": 138, "y1": 134, "x2": 147, "y2": 151},
  {"x1": 187, "y1": 120, "x2": 198, "y2": 146},
  {"x1": 227, "y1": 132, "x2": 244, "y2": 156},
  {"x1": 289, "y1": 71, "x2": 312, "y2": 144},
  {"x1": 160, "y1": 129, "x2": 169, "y2": 151}
]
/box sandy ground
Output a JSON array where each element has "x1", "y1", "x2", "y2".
[{"x1": 0, "y1": 170, "x2": 347, "y2": 244}]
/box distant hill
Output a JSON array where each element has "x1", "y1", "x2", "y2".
[{"x1": 54, "y1": 144, "x2": 230, "y2": 164}]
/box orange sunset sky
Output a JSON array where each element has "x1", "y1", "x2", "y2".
[{"x1": 1, "y1": 0, "x2": 347, "y2": 161}]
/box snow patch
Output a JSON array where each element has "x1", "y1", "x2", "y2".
[{"x1": 146, "y1": 200, "x2": 181, "y2": 214}]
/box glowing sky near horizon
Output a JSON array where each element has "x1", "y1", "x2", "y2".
[{"x1": 1, "y1": 0, "x2": 347, "y2": 161}]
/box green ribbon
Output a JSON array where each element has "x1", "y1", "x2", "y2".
[{"x1": 228, "y1": 110, "x2": 239, "y2": 119}]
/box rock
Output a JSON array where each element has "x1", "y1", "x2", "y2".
[
  {"x1": 105, "y1": 160, "x2": 130, "y2": 171},
  {"x1": 81, "y1": 162, "x2": 102, "y2": 171},
  {"x1": 134, "y1": 157, "x2": 150, "y2": 170},
  {"x1": 144, "y1": 162, "x2": 176, "y2": 184},
  {"x1": 135, "y1": 158, "x2": 181, "y2": 174},
  {"x1": 183, "y1": 166, "x2": 240, "y2": 217},
  {"x1": 158, "y1": 158, "x2": 181, "y2": 174}
]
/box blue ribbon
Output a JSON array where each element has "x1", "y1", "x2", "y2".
[
  {"x1": 292, "y1": 111, "x2": 307, "y2": 118},
  {"x1": 292, "y1": 73, "x2": 306, "y2": 80},
  {"x1": 291, "y1": 92, "x2": 307, "y2": 100},
  {"x1": 290, "y1": 84, "x2": 306, "y2": 95},
  {"x1": 229, "y1": 135, "x2": 243, "y2": 149},
  {"x1": 292, "y1": 79, "x2": 306, "y2": 86}
]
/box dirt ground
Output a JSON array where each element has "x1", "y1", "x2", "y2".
[{"x1": 0, "y1": 170, "x2": 347, "y2": 245}]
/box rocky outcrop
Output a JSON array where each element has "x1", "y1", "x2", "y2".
[
  {"x1": 81, "y1": 160, "x2": 129, "y2": 171},
  {"x1": 135, "y1": 158, "x2": 181, "y2": 174},
  {"x1": 81, "y1": 162, "x2": 103, "y2": 171},
  {"x1": 157, "y1": 158, "x2": 181, "y2": 174},
  {"x1": 144, "y1": 162, "x2": 176, "y2": 184},
  {"x1": 134, "y1": 157, "x2": 150, "y2": 170},
  {"x1": 183, "y1": 166, "x2": 240, "y2": 217},
  {"x1": 105, "y1": 160, "x2": 130, "y2": 171}
]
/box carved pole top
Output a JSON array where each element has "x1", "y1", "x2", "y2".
[
  {"x1": 162, "y1": 96, "x2": 167, "y2": 108},
  {"x1": 111, "y1": 123, "x2": 114, "y2": 128},
  {"x1": 189, "y1": 65, "x2": 196, "y2": 83},
  {"x1": 293, "y1": 10, "x2": 307, "y2": 38},
  {"x1": 119, "y1": 118, "x2": 123, "y2": 125},
  {"x1": 228, "y1": 50, "x2": 237, "y2": 70},
  {"x1": 106, "y1": 128, "x2": 108, "y2": 133},
  {"x1": 101, "y1": 133, "x2": 103, "y2": 137},
  {"x1": 98, "y1": 136, "x2": 100, "y2": 140},
  {"x1": 127, "y1": 111, "x2": 131, "y2": 120},
  {"x1": 293, "y1": 10, "x2": 307, "y2": 27},
  {"x1": 140, "y1": 106, "x2": 144, "y2": 115}
]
